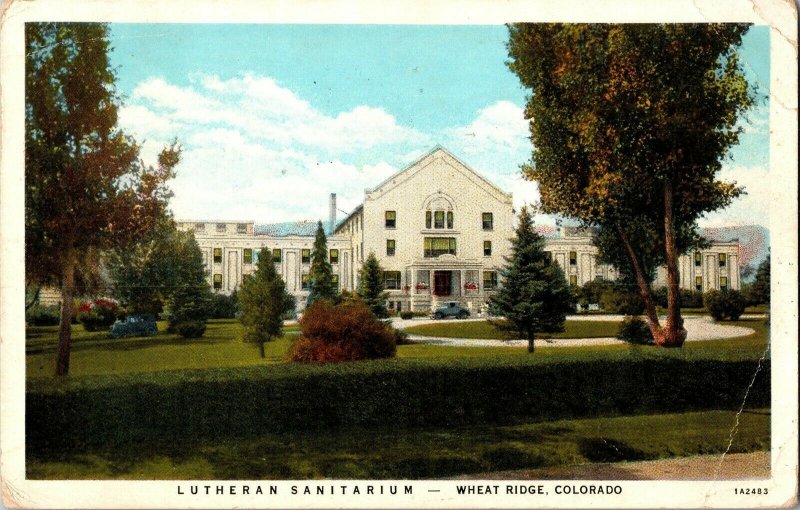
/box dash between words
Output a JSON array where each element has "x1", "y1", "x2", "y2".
[{"x1": 177, "y1": 484, "x2": 413, "y2": 496}]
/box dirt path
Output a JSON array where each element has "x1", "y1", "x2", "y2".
[
  {"x1": 452, "y1": 451, "x2": 770, "y2": 480},
  {"x1": 396, "y1": 316, "x2": 756, "y2": 348}
]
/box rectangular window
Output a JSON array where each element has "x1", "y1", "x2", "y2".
[
  {"x1": 272, "y1": 248, "x2": 281, "y2": 263},
  {"x1": 424, "y1": 237, "x2": 457, "y2": 258},
  {"x1": 213, "y1": 273, "x2": 222, "y2": 290},
  {"x1": 386, "y1": 239, "x2": 396, "y2": 256},
  {"x1": 301, "y1": 274, "x2": 311, "y2": 290},
  {"x1": 569, "y1": 251, "x2": 577, "y2": 266},
  {"x1": 216, "y1": 223, "x2": 226, "y2": 233},
  {"x1": 425, "y1": 211, "x2": 432, "y2": 229},
  {"x1": 483, "y1": 271, "x2": 498, "y2": 290},
  {"x1": 569, "y1": 274, "x2": 578, "y2": 286},
  {"x1": 243, "y1": 248, "x2": 253, "y2": 264},
  {"x1": 302, "y1": 249, "x2": 311, "y2": 264},
  {"x1": 194, "y1": 223, "x2": 206, "y2": 232},
  {"x1": 720, "y1": 276, "x2": 728, "y2": 291},
  {"x1": 329, "y1": 249, "x2": 339, "y2": 264},
  {"x1": 595, "y1": 275, "x2": 604, "y2": 281},
  {"x1": 484, "y1": 240, "x2": 492, "y2": 256},
  {"x1": 385, "y1": 210, "x2": 396, "y2": 228},
  {"x1": 719, "y1": 253, "x2": 726, "y2": 267},
  {"x1": 332, "y1": 274, "x2": 339, "y2": 288},
  {"x1": 446, "y1": 211, "x2": 454, "y2": 229},
  {"x1": 213, "y1": 248, "x2": 222, "y2": 264},
  {"x1": 695, "y1": 276, "x2": 703, "y2": 291},
  {"x1": 482, "y1": 212, "x2": 494, "y2": 230},
  {"x1": 384, "y1": 271, "x2": 401, "y2": 290},
  {"x1": 434, "y1": 211, "x2": 445, "y2": 229},
  {"x1": 695, "y1": 251, "x2": 702, "y2": 267},
  {"x1": 237, "y1": 223, "x2": 248, "y2": 234}
]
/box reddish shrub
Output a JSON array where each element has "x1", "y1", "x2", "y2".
[{"x1": 289, "y1": 300, "x2": 396, "y2": 363}]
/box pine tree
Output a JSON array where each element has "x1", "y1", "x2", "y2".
[
  {"x1": 358, "y1": 253, "x2": 388, "y2": 318},
  {"x1": 489, "y1": 206, "x2": 574, "y2": 353},
  {"x1": 166, "y1": 232, "x2": 213, "y2": 336},
  {"x1": 307, "y1": 221, "x2": 336, "y2": 305},
  {"x1": 750, "y1": 256, "x2": 770, "y2": 305},
  {"x1": 239, "y1": 248, "x2": 292, "y2": 357}
]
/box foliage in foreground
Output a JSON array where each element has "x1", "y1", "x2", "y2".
[
  {"x1": 617, "y1": 317, "x2": 654, "y2": 345},
  {"x1": 289, "y1": 300, "x2": 396, "y2": 362},
  {"x1": 27, "y1": 409, "x2": 769, "y2": 480},
  {"x1": 27, "y1": 354, "x2": 769, "y2": 451},
  {"x1": 704, "y1": 290, "x2": 747, "y2": 321}
]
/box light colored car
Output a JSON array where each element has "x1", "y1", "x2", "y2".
[{"x1": 430, "y1": 302, "x2": 470, "y2": 320}]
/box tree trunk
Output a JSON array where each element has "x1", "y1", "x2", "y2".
[
  {"x1": 617, "y1": 226, "x2": 663, "y2": 341},
  {"x1": 527, "y1": 332, "x2": 535, "y2": 353},
  {"x1": 660, "y1": 178, "x2": 687, "y2": 347},
  {"x1": 259, "y1": 341, "x2": 265, "y2": 358},
  {"x1": 56, "y1": 246, "x2": 76, "y2": 377}
]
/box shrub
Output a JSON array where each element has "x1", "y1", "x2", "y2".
[
  {"x1": 26, "y1": 305, "x2": 61, "y2": 326},
  {"x1": 600, "y1": 286, "x2": 644, "y2": 315},
  {"x1": 175, "y1": 321, "x2": 206, "y2": 338},
  {"x1": 209, "y1": 291, "x2": 239, "y2": 319},
  {"x1": 616, "y1": 317, "x2": 653, "y2": 345},
  {"x1": 399, "y1": 311, "x2": 414, "y2": 320},
  {"x1": 724, "y1": 290, "x2": 747, "y2": 321},
  {"x1": 77, "y1": 299, "x2": 119, "y2": 331},
  {"x1": 653, "y1": 287, "x2": 669, "y2": 308},
  {"x1": 680, "y1": 289, "x2": 705, "y2": 309},
  {"x1": 702, "y1": 290, "x2": 745, "y2": 321},
  {"x1": 26, "y1": 357, "x2": 770, "y2": 451},
  {"x1": 704, "y1": 290, "x2": 727, "y2": 321},
  {"x1": 392, "y1": 327, "x2": 411, "y2": 345},
  {"x1": 289, "y1": 300, "x2": 396, "y2": 363}
]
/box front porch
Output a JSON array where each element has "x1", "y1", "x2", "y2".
[{"x1": 394, "y1": 256, "x2": 496, "y2": 313}]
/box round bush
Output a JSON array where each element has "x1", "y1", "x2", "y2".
[
  {"x1": 703, "y1": 290, "x2": 726, "y2": 321},
  {"x1": 616, "y1": 316, "x2": 653, "y2": 345},
  {"x1": 175, "y1": 321, "x2": 207, "y2": 338},
  {"x1": 289, "y1": 300, "x2": 396, "y2": 363},
  {"x1": 724, "y1": 290, "x2": 746, "y2": 321},
  {"x1": 26, "y1": 305, "x2": 61, "y2": 326},
  {"x1": 77, "y1": 299, "x2": 119, "y2": 331}
]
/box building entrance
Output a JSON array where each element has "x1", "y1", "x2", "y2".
[{"x1": 433, "y1": 271, "x2": 452, "y2": 296}]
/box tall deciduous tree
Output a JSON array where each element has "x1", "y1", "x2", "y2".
[
  {"x1": 307, "y1": 221, "x2": 336, "y2": 305},
  {"x1": 489, "y1": 206, "x2": 574, "y2": 353},
  {"x1": 358, "y1": 253, "x2": 388, "y2": 319},
  {"x1": 239, "y1": 248, "x2": 293, "y2": 357},
  {"x1": 26, "y1": 23, "x2": 180, "y2": 375},
  {"x1": 507, "y1": 24, "x2": 754, "y2": 347}
]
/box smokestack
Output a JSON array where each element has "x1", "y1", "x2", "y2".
[{"x1": 329, "y1": 193, "x2": 337, "y2": 234}]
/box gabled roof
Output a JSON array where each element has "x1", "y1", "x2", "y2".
[{"x1": 367, "y1": 145, "x2": 512, "y2": 202}]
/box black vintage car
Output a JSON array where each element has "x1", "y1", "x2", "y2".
[{"x1": 110, "y1": 314, "x2": 158, "y2": 338}]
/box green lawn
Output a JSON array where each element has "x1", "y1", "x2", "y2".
[
  {"x1": 26, "y1": 408, "x2": 770, "y2": 479},
  {"x1": 26, "y1": 318, "x2": 770, "y2": 379},
  {"x1": 403, "y1": 319, "x2": 622, "y2": 340}
]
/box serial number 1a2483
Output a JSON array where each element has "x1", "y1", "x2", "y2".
[{"x1": 734, "y1": 488, "x2": 768, "y2": 495}]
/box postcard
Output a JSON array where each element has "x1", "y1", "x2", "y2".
[{"x1": 1, "y1": 0, "x2": 797, "y2": 508}]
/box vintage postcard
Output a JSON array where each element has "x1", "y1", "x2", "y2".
[{"x1": 1, "y1": 0, "x2": 797, "y2": 507}]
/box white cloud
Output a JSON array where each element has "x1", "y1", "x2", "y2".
[{"x1": 698, "y1": 165, "x2": 770, "y2": 227}]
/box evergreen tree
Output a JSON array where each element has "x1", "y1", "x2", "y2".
[
  {"x1": 750, "y1": 256, "x2": 770, "y2": 305},
  {"x1": 166, "y1": 232, "x2": 212, "y2": 335},
  {"x1": 307, "y1": 221, "x2": 336, "y2": 305},
  {"x1": 489, "y1": 206, "x2": 574, "y2": 353},
  {"x1": 239, "y1": 248, "x2": 292, "y2": 357},
  {"x1": 358, "y1": 253, "x2": 388, "y2": 318}
]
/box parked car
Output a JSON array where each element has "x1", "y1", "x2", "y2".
[
  {"x1": 110, "y1": 314, "x2": 158, "y2": 338},
  {"x1": 430, "y1": 302, "x2": 470, "y2": 320}
]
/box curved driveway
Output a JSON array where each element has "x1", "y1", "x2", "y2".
[{"x1": 393, "y1": 315, "x2": 757, "y2": 348}]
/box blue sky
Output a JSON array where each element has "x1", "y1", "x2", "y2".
[{"x1": 108, "y1": 24, "x2": 770, "y2": 227}]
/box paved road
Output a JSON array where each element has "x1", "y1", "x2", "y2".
[
  {"x1": 393, "y1": 315, "x2": 756, "y2": 348},
  {"x1": 451, "y1": 451, "x2": 770, "y2": 480}
]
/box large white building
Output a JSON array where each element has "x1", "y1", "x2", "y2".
[{"x1": 177, "y1": 147, "x2": 740, "y2": 312}]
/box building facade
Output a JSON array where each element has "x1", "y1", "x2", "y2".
[{"x1": 178, "y1": 147, "x2": 741, "y2": 312}]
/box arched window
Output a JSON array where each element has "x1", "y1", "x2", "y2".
[{"x1": 424, "y1": 195, "x2": 455, "y2": 230}]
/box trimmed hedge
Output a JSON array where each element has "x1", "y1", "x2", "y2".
[{"x1": 27, "y1": 357, "x2": 769, "y2": 452}]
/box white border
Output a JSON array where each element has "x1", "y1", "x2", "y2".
[{"x1": 1, "y1": 0, "x2": 797, "y2": 507}]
